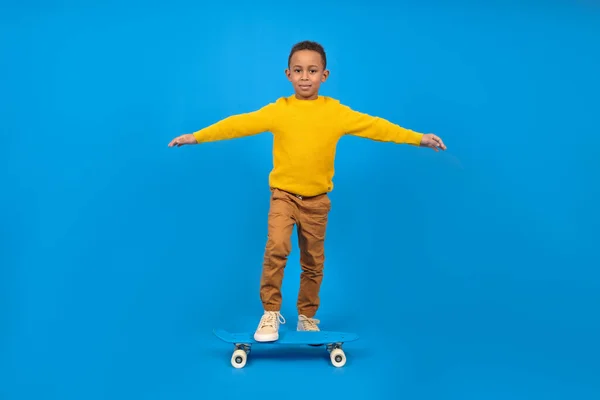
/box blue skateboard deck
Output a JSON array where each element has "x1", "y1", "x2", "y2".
[{"x1": 213, "y1": 328, "x2": 359, "y2": 368}]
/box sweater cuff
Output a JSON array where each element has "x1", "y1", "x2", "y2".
[{"x1": 410, "y1": 132, "x2": 424, "y2": 146}]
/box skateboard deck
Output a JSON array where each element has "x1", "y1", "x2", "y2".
[{"x1": 213, "y1": 328, "x2": 359, "y2": 368}]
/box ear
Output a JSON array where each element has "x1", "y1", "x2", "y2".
[
  {"x1": 321, "y1": 69, "x2": 330, "y2": 82},
  {"x1": 284, "y1": 68, "x2": 292, "y2": 81}
]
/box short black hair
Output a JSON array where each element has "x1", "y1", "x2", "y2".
[{"x1": 288, "y1": 40, "x2": 327, "y2": 69}]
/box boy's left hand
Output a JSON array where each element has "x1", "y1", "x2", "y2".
[{"x1": 420, "y1": 133, "x2": 446, "y2": 151}]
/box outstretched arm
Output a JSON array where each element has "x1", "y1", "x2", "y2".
[
  {"x1": 340, "y1": 105, "x2": 446, "y2": 151},
  {"x1": 168, "y1": 102, "x2": 277, "y2": 147}
]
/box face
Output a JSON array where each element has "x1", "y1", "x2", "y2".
[{"x1": 285, "y1": 50, "x2": 329, "y2": 100}]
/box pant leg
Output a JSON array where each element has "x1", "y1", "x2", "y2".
[
  {"x1": 259, "y1": 189, "x2": 297, "y2": 312},
  {"x1": 296, "y1": 193, "x2": 331, "y2": 318}
]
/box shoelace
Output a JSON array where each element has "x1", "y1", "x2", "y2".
[
  {"x1": 299, "y1": 316, "x2": 320, "y2": 330},
  {"x1": 259, "y1": 311, "x2": 286, "y2": 329}
]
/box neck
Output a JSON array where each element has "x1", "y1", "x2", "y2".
[{"x1": 294, "y1": 93, "x2": 319, "y2": 101}]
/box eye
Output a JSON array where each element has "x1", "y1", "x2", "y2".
[{"x1": 294, "y1": 69, "x2": 301, "y2": 73}]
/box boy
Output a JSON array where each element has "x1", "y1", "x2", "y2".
[{"x1": 168, "y1": 41, "x2": 446, "y2": 342}]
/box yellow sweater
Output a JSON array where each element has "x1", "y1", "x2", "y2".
[{"x1": 193, "y1": 95, "x2": 424, "y2": 196}]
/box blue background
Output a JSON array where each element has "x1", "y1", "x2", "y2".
[{"x1": 2, "y1": 0, "x2": 599, "y2": 399}]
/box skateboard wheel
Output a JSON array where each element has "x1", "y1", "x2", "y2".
[
  {"x1": 231, "y1": 349, "x2": 247, "y2": 368},
  {"x1": 330, "y1": 348, "x2": 346, "y2": 367}
]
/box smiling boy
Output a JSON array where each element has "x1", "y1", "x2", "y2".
[{"x1": 169, "y1": 41, "x2": 446, "y2": 342}]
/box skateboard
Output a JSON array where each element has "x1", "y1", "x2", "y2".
[{"x1": 213, "y1": 328, "x2": 359, "y2": 368}]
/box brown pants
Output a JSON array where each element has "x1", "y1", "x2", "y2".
[{"x1": 259, "y1": 187, "x2": 331, "y2": 318}]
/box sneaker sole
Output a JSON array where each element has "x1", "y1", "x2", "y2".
[{"x1": 254, "y1": 332, "x2": 278, "y2": 342}]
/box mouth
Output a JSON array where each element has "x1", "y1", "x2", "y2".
[{"x1": 298, "y1": 84, "x2": 312, "y2": 90}]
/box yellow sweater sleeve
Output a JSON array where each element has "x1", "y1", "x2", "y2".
[
  {"x1": 193, "y1": 102, "x2": 278, "y2": 143},
  {"x1": 339, "y1": 105, "x2": 423, "y2": 146}
]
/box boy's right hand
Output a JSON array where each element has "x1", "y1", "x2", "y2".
[{"x1": 168, "y1": 134, "x2": 198, "y2": 147}]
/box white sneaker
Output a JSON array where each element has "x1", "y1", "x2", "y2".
[
  {"x1": 254, "y1": 311, "x2": 285, "y2": 342},
  {"x1": 297, "y1": 314, "x2": 320, "y2": 331}
]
